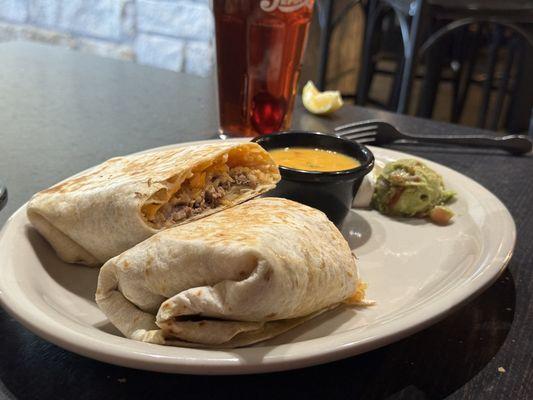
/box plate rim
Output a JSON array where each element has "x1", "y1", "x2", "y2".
[{"x1": 0, "y1": 140, "x2": 516, "y2": 374}]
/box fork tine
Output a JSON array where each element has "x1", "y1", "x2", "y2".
[
  {"x1": 334, "y1": 119, "x2": 381, "y2": 132},
  {"x1": 339, "y1": 131, "x2": 377, "y2": 140},
  {"x1": 335, "y1": 125, "x2": 378, "y2": 136}
]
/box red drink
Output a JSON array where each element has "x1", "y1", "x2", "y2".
[{"x1": 213, "y1": 0, "x2": 314, "y2": 137}]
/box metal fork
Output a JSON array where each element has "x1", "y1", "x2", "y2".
[
  {"x1": 335, "y1": 120, "x2": 532, "y2": 155},
  {"x1": 0, "y1": 181, "x2": 7, "y2": 212}
]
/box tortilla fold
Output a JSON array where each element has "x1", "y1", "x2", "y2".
[
  {"x1": 27, "y1": 142, "x2": 279, "y2": 266},
  {"x1": 95, "y1": 197, "x2": 360, "y2": 348}
]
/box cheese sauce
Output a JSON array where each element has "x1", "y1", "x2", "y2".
[{"x1": 269, "y1": 147, "x2": 360, "y2": 172}]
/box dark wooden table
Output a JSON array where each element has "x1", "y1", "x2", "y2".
[{"x1": 0, "y1": 42, "x2": 532, "y2": 400}]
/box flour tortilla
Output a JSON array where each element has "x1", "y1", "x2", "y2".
[
  {"x1": 95, "y1": 197, "x2": 360, "y2": 348},
  {"x1": 27, "y1": 142, "x2": 279, "y2": 266}
]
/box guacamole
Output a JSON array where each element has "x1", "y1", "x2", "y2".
[{"x1": 372, "y1": 159, "x2": 455, "y2": 224}]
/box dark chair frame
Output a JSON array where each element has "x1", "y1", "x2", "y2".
[
  {"x1": 315, "y1": 0, "x2": 363, "y2": 91},
  {"x1": 355, "y1": 0, "x2": 533, "y2": 131}
]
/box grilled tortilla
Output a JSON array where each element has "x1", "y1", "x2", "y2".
[
  {"x1": 95, "y1": 197, "x2": 362, "y2": 348},
  {"x1": 27, "y1": 142, "x2": 280, "y2": 266}
]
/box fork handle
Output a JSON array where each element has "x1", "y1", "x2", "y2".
[
  {"x1": 403, "y1": 134, "x2": 532, "y2": 155},
  {"x1": 0, "y1": 181, "x2": 7, "y2": 212}
]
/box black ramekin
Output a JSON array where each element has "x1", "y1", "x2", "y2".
[{"x1": 253, "y1": 131, "x2": 375, "y2": 226}]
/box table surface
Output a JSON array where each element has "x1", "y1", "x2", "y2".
[{"x1": 0, "y1": 42, "x2": 532, "y2": 400}]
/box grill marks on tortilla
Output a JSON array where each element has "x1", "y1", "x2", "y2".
[
  {"x1": 141, "y1": 147, "x2": 276, "y2": 229},
  {"x1": 41, "y1": 143, "x2": 275, "y2": 195},
  {"x1": 27, "y1": 142, "x2": 280, "y2": 267},
  {"x1": 42, "y1": 158, "x2": 123, "y2": 194}
]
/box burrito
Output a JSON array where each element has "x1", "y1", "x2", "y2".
[
  {"x1": 27, "y1": 142, "x2": 280, "y2": 266},
  {"x1": 95, "y1": 197, "x2": 364, "y2": 348}
]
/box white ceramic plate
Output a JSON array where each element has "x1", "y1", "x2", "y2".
[{"x1": 0, "y1": 140, "x2": 515, "y2": 374}]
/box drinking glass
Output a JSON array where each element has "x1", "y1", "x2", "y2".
[{"x1": 213, "y1": 0, "x2": 315, "y2": 137}]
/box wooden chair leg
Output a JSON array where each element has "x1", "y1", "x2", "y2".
[
  {"x1": 451, "y1": 25, "x2": 482, "y2": 123},
  {"x1": 396, "y1": 0, "x2": 426, "y2": 114},
  {"x1": 416, "y1": 20, "x2": 448, "y2": 118},
  {"x1": 356, "y1": 0, "x2": 380, "y2": 105},
  {"x1": 489, "y1": 36, "x2": 517, "y2": 130},
  {"x1": 477, "y1": 26, "x2": 502, "y2": 128},
  {"x1": 529, "y1": 109, "x2": 533, "y2": 135},
  {"x1": 388, "y1": 56, "x2": 403, "y2": 110},
  {"x1": 506, "y1": 35, "x2": 533, "y2": 133},
  {"x1": 317, "y1": 0, "x2": 334, "y2": 91}
]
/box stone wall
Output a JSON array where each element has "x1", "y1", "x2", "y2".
[{"x1": 0, "y1": 0, "x2": 214, "y2": 76}]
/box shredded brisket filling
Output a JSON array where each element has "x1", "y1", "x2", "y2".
[{"x1": 150, "y1": 167, "x2": 259, "y2": 227}]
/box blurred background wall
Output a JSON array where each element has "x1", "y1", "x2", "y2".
[
  {"x1": 0, "y1": 0, "x2": 364, "y2": 91},
  {"x1": 0, "y1": 0, "x2": 214, "y2": 76},
  {"x1": 0, "y1": 0, "x2": 530, "y2": 132},
  {"x1": 0, "y1": 1, "x2": 361, "y2": 83}
]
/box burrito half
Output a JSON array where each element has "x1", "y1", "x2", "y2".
[
  {"x1": 95, "y1": 197, "x2": 363, "y2": 348},
  {"x1": 27, "y1": 142, "x2": 280, "y2": 266}
]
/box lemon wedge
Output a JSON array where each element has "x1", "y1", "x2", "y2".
[{"x1": 302, "y1": 81, "x2": 344, "y2": 115}]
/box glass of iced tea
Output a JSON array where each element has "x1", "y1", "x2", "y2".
[{"x1": 213, "y1": 0, "x2": 315, "y2": 137}]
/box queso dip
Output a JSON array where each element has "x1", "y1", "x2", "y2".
[{"x1": 269, "y1": 147, "x2": 360, "y2": 172}]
